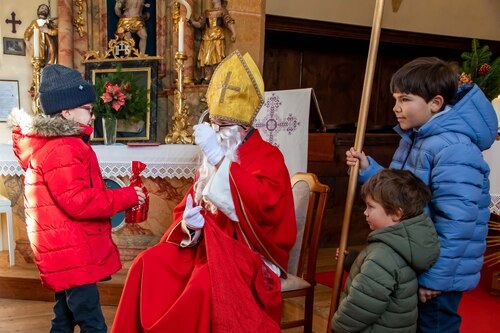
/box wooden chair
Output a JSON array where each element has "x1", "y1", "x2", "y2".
[{"x1": 281, "y1": 172, "x2": 329, "y2": 333}]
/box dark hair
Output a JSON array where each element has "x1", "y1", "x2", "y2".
[
  {"x1": 390, "y1": 57, "x2": 458, "y2": 107},
  {"x1": 360, "y1": 169, "x2": 431, "y2": 220}
]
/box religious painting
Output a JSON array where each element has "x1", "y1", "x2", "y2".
[{"x1": 3, "y1": 37, "x2": 25, "y2": 56}]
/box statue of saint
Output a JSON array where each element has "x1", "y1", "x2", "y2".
[
  {"x1": 24, "y1": 4, "x2": 58, "y2": 66},
  {"x1": 115, "y1": 0, "x2": 150, "y2": 54},
  {"x1": 190, "y1": 0, "x2": 236, "y2": 84}
]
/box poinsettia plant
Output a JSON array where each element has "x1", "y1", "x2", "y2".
[
  {"x1": 459, "y1": 39, "x2": 500, "y2": 101},
  {"x1": 93, "y1": 65, "x2": 149, "y2": 122}
]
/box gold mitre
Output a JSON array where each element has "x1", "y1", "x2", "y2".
[{"x1": 206, "y1": 50, "x2": 264, "y2": 126}]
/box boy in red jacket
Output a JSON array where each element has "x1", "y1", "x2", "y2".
[{"x1": 9, "y1": 64, "x2": 145, "y2": 333}]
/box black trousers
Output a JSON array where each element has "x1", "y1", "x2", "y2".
[{"x1": 50, "y1": 283, "x2": 107, "y2": 333}]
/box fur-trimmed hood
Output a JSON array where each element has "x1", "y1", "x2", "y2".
[
  {"x1": 9, "y1": 108, "x2": 86, "y2": 172},
  {"x1": 8, "y1": 108, "x2": 83, "y2": 137}
]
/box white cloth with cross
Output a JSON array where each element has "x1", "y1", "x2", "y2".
[{"x1": 254, "y1": 88, "x2": 312, "y2": 177}]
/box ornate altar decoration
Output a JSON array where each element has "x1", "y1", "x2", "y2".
[
  {"x1": 24, "y1": 3, "x2": 58, "y2": 114},
  {"x1": 166, "y1": 1, "x2": 194, "y2": 144},
  {"x1": 83, "y1": 31, "x2": 161, "y2": 143}
]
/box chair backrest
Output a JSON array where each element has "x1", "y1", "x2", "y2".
[{"x1": 288, "y1": 172, "x2": 329, "y2": 281}]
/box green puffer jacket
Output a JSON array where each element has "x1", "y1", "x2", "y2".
[{"x1": 332, "y1": 213, "x2": 440, "y2": 333}]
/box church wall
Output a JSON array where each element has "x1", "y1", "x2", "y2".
[
  {"x1": 262, "y1": 2, "x2": 500, "y2": 246},
  {"x1": 266, "y1": 0, "x2": 500, "y2": 42},
  {"x1": 1, "y1": 0, "x2": 498, "y2": 142}
]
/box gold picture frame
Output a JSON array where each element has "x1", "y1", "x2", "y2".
[{"x1": 88, "y1": 65, "x2": 157, "y2": 142}]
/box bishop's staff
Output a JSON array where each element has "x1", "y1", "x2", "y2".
[{"x1": 327, "y1": 0, "x2": 385, "y2": 331}]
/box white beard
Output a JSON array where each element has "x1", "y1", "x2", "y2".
[{"x1": 193, "y1": 125, "x2": 244, "y2": 213}]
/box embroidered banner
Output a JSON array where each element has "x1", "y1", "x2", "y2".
[{"x1": 254, "y1": 88, "x2": 313, "y2": 177}]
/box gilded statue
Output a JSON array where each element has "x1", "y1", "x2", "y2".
[
  {"x1": 24, "y1": 4, "x2": 58, "y2": 66},
  {"x1": 115, "y1": 0, "x2": 150, "y2": 54},
  {"x1": 189, "y1": 0, "x2": 236, "y2": 84}
]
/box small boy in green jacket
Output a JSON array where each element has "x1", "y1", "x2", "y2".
[{"x1": 332, "y1": 169, "x2": 440, "y2": 333}]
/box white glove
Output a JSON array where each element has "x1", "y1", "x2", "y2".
[
  {"x1": 193, "y1": 123, "x2": 224, "y2": 165},
  {"x1": 183, "y1": 194, "x2": 204, "y2": 230}
]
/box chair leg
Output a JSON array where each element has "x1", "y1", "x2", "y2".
[{"x1": 304, "y1": 292, "x2": 314, "y2": 333}]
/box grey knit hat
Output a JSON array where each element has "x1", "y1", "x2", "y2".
[{"x1": 39, "y1": 64, "x2": 96, "y2": 115}]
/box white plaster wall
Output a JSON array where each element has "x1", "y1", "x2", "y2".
[{"x1": 266, "y1": 0, "x2": 500, "y2": 42}]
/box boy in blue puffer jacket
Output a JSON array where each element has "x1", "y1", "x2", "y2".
[{"x1": 346, "y1": 57, "x2": 498, "y2": 332}]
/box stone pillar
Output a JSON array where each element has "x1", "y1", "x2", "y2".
[
  {"x1": 228, "y1": 0, "x2": 266, "y2": 71},
  {"x1": 57, "y1": 0, "x2": 74, "y2": 67}
]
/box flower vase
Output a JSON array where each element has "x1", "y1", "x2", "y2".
[{"x1": 102, "y1": 117, "x2": 117, "y2": 145}]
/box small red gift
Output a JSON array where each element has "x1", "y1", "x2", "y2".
[{"x1": 125, "y1": 161, "x2": 149, "y2": 223}]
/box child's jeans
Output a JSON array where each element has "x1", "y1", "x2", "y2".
[
  {"x1": 50, "y1": 283, "x2": 107, "y2": 333},
  {"x1": 417, "y1": 291, "x2": 463, "y2": 333}
]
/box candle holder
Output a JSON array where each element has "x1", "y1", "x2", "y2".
[
  {"x1": 30, "y1": 57, "x2": 43, "y2": 114},
  {"x1": 165, "y1": 51, "x2": 193, "y2": 144}
]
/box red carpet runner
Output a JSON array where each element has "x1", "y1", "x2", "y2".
[{"x1": 316, "y1": 266, "x2": 500, "y2": 333}]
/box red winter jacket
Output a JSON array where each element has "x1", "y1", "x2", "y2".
[{"x1": 9, "y1": 109, "x2": 138, "y2": 292}]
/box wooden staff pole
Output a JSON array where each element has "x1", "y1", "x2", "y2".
[{"x1": 327, "y1": 0, "x2": 385, "y2": 331}]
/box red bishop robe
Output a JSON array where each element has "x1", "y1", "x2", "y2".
[{"x1": 111, "y1": 130, "x2": 297, "y2": 333}]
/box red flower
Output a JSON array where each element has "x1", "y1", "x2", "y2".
[{"x1": 100, "y1": 82, "x2": 126, "y2": 112}]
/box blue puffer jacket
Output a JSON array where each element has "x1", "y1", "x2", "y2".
[{"x1": 358, "y1": 84, "x2": 498, "y2": 292}]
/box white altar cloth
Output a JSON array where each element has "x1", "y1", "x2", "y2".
[{"x1": 0, "y1": 143, "x2": 201, "y2": 179}]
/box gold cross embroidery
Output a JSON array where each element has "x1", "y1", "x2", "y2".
[{"x1": 217, "y1": 72, "x2": 241, "y2": 103}]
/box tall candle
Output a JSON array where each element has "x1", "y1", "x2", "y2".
[
  {"x1": 33, "y1": 27, "x2": 40, "y2": 58},
  {"x1": 178, "y1": 19, "x2": 184, "y2": 53}
]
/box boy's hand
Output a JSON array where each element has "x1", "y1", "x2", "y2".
[
  {"x1": 134, "y1": 187, "x2": 146, "y2": 205},
  {"x1": 418, "y1": 287, "x2": 441, "y2": 303},
  {"x1": 335, "y1": 248, "x2": 349, "y2": 261},
  {"x1": 346, "y1": 147, "x2": 369, "y2": 172}
]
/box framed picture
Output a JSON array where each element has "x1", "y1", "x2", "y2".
[
  {"x1": 84, "y1": 58, "x2": 159, "y2": 143},
  {"x1": 3, "y1": 37, "x2": 25, "y2": 56},
  {"x1": 0, "y1": 80, "x2": 20, "y2": 121}
]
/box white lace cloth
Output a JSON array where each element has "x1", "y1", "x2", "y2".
[{"x1": 0, "y1": 143, "x2": 201, "y2": 179}]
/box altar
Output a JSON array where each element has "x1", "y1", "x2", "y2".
[{"x1": 0, "y1": 144, "x2": 201, "y2": 262}]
